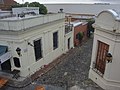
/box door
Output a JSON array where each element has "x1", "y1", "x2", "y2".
[
  {"x1": 95, "y1": 41, "x2": 109, "y2": 74},
  {"x1": 68, "y1": 38, "x2": 71, "y2": 49},
  {"x1": 1, "y1": 59, "x2": 11, "y2": 71}
]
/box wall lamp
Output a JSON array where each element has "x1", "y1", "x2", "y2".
[
  {"x1": 16, "y1": 47, "x2": 22, "y2": 57},
  {"x1": 28, "y1": 42, "x2": 34, "y2": 47},
  {"x1": 106, "y1": 53, "x2": 112, "y2": 63}
]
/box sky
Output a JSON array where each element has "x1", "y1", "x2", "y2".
[{"x1": 14, "y1": 0, "x2": 120, "y2": 4}]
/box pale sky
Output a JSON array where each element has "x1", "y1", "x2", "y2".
[{"x1": 14, "y1": 0, "x2": 119, "y2": 4}]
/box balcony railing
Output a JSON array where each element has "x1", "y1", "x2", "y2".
[
  {"x1": 0, "y1": 13, "x2": 65, "y2": 31},
  {"x1": 65, "y1": 24, "x2": 73, "y2": 34}
]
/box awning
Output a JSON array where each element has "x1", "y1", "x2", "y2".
[
  {"x1": 0, "y1": 45, "x2": 12, "y2": 64},
  {"x1": 0, "y1": 45, "x2": 7, "y2": 56}
]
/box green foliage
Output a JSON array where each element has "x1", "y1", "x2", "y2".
[
  {"x1": 12, "y1": 2, "x2": 47, "y2": 14},
  {"x1": 87, "y1": 18, "x2": 95, "y2": 32},
  {"x1": 78, "y1": 32, "x2": 84, "y2": 40},
  {"x1": 87, "y1": 18, "x2": 95, "y2": 38},
  {"x1": 76, "y1": 32, "x2": 84, "y2": 41}
]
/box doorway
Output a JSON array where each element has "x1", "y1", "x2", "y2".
[
  {"x1": 68, "y1": 38, "x2": 71, "y2": 49},
  {"x1": 95, "y1": 41, "x2": 109, "y2": 74},
  {"x1": 1, "y1": 59, "x2": 11, "y2": 72}
]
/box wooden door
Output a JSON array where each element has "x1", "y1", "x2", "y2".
[{"x1": 95, "y1": 41, "x2": 109, "y2": 74}]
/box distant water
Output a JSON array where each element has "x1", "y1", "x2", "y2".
[
  {"x1": 15, "y1": 0, "x2": 120, "y2": 4},
  {"x1": 91, "y1": 0, "x2": 120, "y2": 3},
  {"x1": 44, "y1": 0, "x2": 120, "y2": 4}
]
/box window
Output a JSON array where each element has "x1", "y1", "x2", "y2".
[
  {"x1": 13, "y1": 57, "x2": 21, "y2": 68},
  {"x1": 53, "y1": 31, "x2": 58, "y2": 50},
  {"x1": 34, "y1": 39, "x2": 42, "y2": 61}
]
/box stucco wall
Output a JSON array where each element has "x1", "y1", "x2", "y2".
[
  {"x1": 89, "y1": 30, "x2": 120, "y2": 90},
  {"x1": 89, "y1": 9, "x2": 120, "y2": 90},
  {"x1": 64, "y1": 30, "x2": 74, "y2": 52},
  {"x1": 0, "y1": 19, "x2": 65, "y2": 77}
]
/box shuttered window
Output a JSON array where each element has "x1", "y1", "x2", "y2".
[
  {"x1": 34, "y1": 39, "x2": 42, "y2": 61},
  {"x1": 53, "y1": 31, "x2": 58, "y2": 50}
]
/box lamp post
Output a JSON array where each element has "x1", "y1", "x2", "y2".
[
  {"x1": 106, "y1": 53, "x2": 112, "y2": 63},
  {"x1": 16, "y1": 47, "x2": 22, "y2": 57}
]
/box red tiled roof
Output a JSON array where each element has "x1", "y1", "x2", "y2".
[
  {"x1": 3, "y1": 0, "x2": 16, "y2": 5},
  {"x1": 0, "y1": 0, "x2": 16, "y2": 10}
]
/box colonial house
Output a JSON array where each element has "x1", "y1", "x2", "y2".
[
  {"x1": 0, "y1": 12, "x2": 66, "y2": 81},
  {"x1": 89, "y1": 9, "x2": 120, "y2": 90}
]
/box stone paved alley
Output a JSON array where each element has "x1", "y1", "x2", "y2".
[{"x1": 3, "y1": 37, "x2": 103, "y2": 90}]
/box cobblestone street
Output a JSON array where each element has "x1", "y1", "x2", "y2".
[
  {"x1": 36, "y1": 37, "x2": 103, "y2": 90},
  {"x1": 4, "y1": 37, "x2": 103, "y2": 90}
]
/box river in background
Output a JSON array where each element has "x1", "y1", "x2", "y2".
[
  {"x1": 15, "y1": 0, "x2": 120, "y2": 4},
  {"x1": 43, "y1": 0, "x2": 120, "y2": 4}
]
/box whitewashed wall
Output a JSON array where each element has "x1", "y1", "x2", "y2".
[
  {"x1": 0, "y1": 14, "x2": 65, "y2": 77},
  {"x1": 18, "y1": 21, "x2": 65, "y2": 77},
  {"x1": 64, "y1": 29, "x2": 74, "y2": 52},
  {"x1": 89, "y1": 10, "x2": 120, "y2": 90},
  {"x1": 0, "y1": 13, "x2": 65, "y2": 31}
]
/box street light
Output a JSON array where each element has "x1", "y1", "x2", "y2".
[{"x1": 16, "y1": 47, "x2": 22, "y2": 57}]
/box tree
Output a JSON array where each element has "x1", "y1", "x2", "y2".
[
  {"x1": 12, "y1": 2, "x2": 47, "y2": 14},
  {"x1": 87, "y1": 18, "x2": 95, "y2": 38},
  {"x1": 29, "y1": 2, "x2": 47, "y2": 14}
]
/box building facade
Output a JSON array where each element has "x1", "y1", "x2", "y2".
[
  {"x1": 65, "y1": 15, "x2": 88, "y2": 47},
  {"x1": 64, "y1": 23, "x2": 74, "y2": 52},
  {"x1": 89, "y1": 9, "x2": 120, "y2": 90},
  {"x1": 73, "y1": 21, "x2": 88, "y2": 46},
  {"x1": 0, "y1": 13, "x2": 66, "y2": 79}
]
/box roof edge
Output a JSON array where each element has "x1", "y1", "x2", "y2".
[{"x1": 97, "y1": 9, "x2": 120, "y2": 20}]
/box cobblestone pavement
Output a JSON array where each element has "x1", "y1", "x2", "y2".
[
  {"x1": 36, "y1": 38, "x2": 103, "y2": 90},
  {"x1": 4, "y1": 37, "x2": 103, "y2": 90}
]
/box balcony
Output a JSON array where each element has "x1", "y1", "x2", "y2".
[
  {"x1": 65, "y1": 24, "x2": 73, "y2": 34},
  {"x1": 0, "y1": 13, "x2": 65, "y2": 31}
]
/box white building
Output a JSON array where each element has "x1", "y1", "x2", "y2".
[
  {"x1": 89, "y1": 9, "x2": 120, "y2": 90},
  {"x1": 12, "y1": 7, "x2": 39, "y2": 16},
  {"x1": 0, "y1": 10, "x2": 12, "y2": 18},
  {"x1": 0, "y1": 13, "x2": 74, "y2": 80}
]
